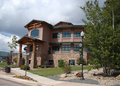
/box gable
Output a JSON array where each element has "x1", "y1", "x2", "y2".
[{"x1": 54, "y1": 21, "x2": 73, "y2": 26}]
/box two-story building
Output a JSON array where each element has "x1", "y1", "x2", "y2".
[{"x1": 17, "y1": 19, "x2": 88, "y2": 69}]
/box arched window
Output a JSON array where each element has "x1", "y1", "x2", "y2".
[{"x1": 31, "y1": 29, "x2": 39, "y2": 37}]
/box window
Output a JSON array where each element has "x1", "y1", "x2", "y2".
[
  {"x1": 52, "y1": 46, "x2": 59, "y2": 52},
  {"x1": 36, "y1": 45, "x2": 38, "y2": 51},
  {"x1": 74, "y1": 45, "x2": 79, "y2": 51},
  {"x1": 29, "y1": 45, "x2": 39, "y2": 52},
  {"x1": 52, "y1": 33, "x2": 60, "y2": 39},
  {"x1": 31, "y1": 29, "x2": 39, "y2": 37},
  {"x1": 74, "y1": 32, "x2": 81, "y2": 37},
  {"x1": 62, "y1": 32, "x2": 71, "y2": 38},
  {"x1": 49, "y1": 60, "x2": 54, "y2": 65},
  {"x1": 69, "y1": 60, "x2": 75, "y2": 65},
  {"x1": 62, "y1": 45, "x2": 71, "y2": 51}
]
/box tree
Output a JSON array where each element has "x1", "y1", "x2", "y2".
[
  {"x1": 81, "y1": 0, "x2": 120, "y2": 76},
  {"x1": 7, "y1": 35, "x2": 17, "y2": 65},
  {"x1": 58, "y1": 59, "x2": 65, "y2": 67}
]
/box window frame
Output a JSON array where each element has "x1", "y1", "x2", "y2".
[
  {"x1": 31, "y1": 29, "x2": 39, "y2": 37},
  {"x1": 49, "y1": 60, "x2": 54, "y2": 65},
  {"x1": 74, "y1": 45, "x2": 79, "y2": 51},
  {"x1": 62, "y1": 32, "x2": 71, "y2": 38},
  {"x1": 52, "y1": 33, "x2": 60, "y2": 39},
  {"x1": 62, "y1": 45, "x2": 71, "y2": 51},
  {"x1": 74, "y1": 32, "x2": 81, "y2": 38},
  {"x1": 69, "y1": 60, "x2": 75, "y2": 65},
  {"x1": 52, "y1": 46, "x2": 59, "y2": 52}
]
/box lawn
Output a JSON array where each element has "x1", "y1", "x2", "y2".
[
  {"x1": 28, "y1": 66, "x2": 92, "y2": 77},
  {"x1": 0, "y1": 62, "x2": 8, "y2": 68}
]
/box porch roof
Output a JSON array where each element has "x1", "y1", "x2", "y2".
[
  {"x1": 17, "y1": 35, "x2": 46, "y2": 44},
  {"x1": 49, "y1": 42, "x2": 80, "y2": 44}
]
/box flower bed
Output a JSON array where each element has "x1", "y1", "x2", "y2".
[{"x1": 13, "y1": 75, "x2": 37, "y2": 82}]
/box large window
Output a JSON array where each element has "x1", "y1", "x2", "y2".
[
  {"x1": 69, "y1": 60, "x2": 75, "y2": 65},
  {"x1": 52, "y1": 46, "x2": 59, "y2": 52},
  {"x1": 52, "y1": 33, "x2": 60, "y2": 39},
  {"x1": 74, "y1": 45, "x2": 79, "y2": 51},
  {"x1": 49, "y1": 60, "x2": 54, "y2": 65},
  {"x1": 62, "y1": 45, "x2": 71, "y2": 51},
  {"x1": 74, "y1": 32, "x2": 81, "y2": 37},
  {"x1": 62, "y1": 32, "x2": 71, "y2": 38},
  {"x1": 31, "y1": 29, "x2": 39, "y2": 37}
]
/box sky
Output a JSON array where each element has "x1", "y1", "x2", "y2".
[{"x1": 0, "y1": 0, "x2": 105, "y2": 53}]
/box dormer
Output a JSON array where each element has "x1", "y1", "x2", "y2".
[{"x1": 54, "y1": 21, "x2": 73, "y2": 26}]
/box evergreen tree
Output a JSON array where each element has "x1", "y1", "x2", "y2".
[{"x1": 81, "y1": 0, "x2": 120, "y2": 76}]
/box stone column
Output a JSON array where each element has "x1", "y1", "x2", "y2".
[
  {"x1": 17, "y1": 43, "x2": 22, "y2": 67},
  {"x1": 30, "y1": 41, "x2": 36, "y2": 69}
]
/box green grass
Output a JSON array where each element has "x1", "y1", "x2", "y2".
[
  {"x1": 0, "y1": 62, "x2": 8, "y2": 68},
  {"x1": 28, "y1": 66, "x2": 93, "y2": 77},
  {"x1": 0, "y1": 62, "x2": 16, "y2": 68}
]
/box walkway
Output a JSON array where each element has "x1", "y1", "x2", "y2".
[{"x1": 11, "y1": 68, "x2": 103, "y2": 86}]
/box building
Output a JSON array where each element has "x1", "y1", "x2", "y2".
[
  {"x1": 17, "y1": 19, "x2": 88, "y2": 69},
  {"x1": 0, "y1": 51, "x2": 9, "y2": 62}
]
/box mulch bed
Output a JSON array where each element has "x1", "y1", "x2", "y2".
[{"x1": 13, "y1": 75, "x2": 37, "y2": 82}]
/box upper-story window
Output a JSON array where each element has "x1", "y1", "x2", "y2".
[
  {"x1": 62, "y1": 32, "x2": 71, "y2": 38},
  {"x1": 52, "y1": 33, "x2": 60, "y2": 39},
  {"x1": 31, "y1": 29, "x2": 39, "y2": 37},
  {"x1": 74, "y1": 32, "x2": 81, "y2": 37},
  {"x1": 62, "y1": 45, "x2": 71, "y2": 51}
]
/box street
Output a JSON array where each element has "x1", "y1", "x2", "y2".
[{"x1": 0, "y1": 78, "x2": 31, "y2": 86}]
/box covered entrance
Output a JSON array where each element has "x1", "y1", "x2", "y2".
[{"x1": 16, "y1": 35, "x2": 46, "y2": 69}]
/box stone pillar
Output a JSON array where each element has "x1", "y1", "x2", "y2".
[
  {"x1": 30, "y1": 41, "x2": 36, "y2": 69},
  {"x1": 17, "y1": 43, "x2": 22, "y2": 67}
]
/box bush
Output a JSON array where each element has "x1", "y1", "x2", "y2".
[
  {"x1": 58, "y1": 59, "x2": 65, "y2": 67},
  {"x1": 77, "y1": 55, "x2": 86, "y2": 65},
  {"x1": 39, "y1": 65, "x2": 44, "y2": 68},
  {"x1": 20, "y1": 65, "x2": 30, "y2": 70},
  {"x1": 44, "y1": 61, "x2": 48, "y2": 68},
  {"x1": 35, "y1": 65, "x2": 39, "y2": 68},
  {"x1": 62, "y1": 61, "x2": 71, "y2": 74}
]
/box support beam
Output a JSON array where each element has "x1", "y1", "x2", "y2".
[{"x1": 17, "y1": 43, "x2": 22, "y2": 67}]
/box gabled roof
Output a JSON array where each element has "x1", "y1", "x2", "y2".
[
  {"x1": 17, "y1": 34, "x2": 46, "y2": 44},
  {"x1": 54, "y1": 21, "x2": 73, "y2": 26},
  {"x1": 24, "y1": 19, "x2": 53, "y2": 29}
]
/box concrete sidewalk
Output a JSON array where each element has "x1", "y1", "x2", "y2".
[{"x1": 11, "y1": 68, "x2": 103, "y2": 86}]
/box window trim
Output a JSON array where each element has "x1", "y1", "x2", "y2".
[
  {"x1": 74, "y1": 32, "x2": 81, "y2": 38},
  {"x1": 62, "y1": 45, "x2": 71, "y2": 51}
]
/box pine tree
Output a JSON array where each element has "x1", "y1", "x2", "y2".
[{"x1": 81, "y1": 0, "x2": 120, "y2": 76}]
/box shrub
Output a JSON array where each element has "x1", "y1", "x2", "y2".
[
  {"x1": 62, "y1": 61, "x2": 71, "y2": 74},
  {"x1": 77, "y1": 55, "x2": 86, "y2": 65},
  {"x1": 20, "y1": 65, "x2": 30, "y2": 70},
  {"x1": 44, "y1": 61, "x2": 48, "y2": 68},
  {"x1": 39, "y1": 65, "x2": 44, "y2": 68},
  {"x1": 22, "y1": 58, "x2": 25, "y2": 65},
  {"x1": 58, "y1": 59, "x2": 65, "y2": 67},
  {"x1": 35, "y1": 65, "x2": 39, "y2": 68}
]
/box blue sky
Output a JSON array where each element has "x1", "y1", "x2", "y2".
[{"x1": 0, "y1": 0, "x2": 105, "y2": 52}]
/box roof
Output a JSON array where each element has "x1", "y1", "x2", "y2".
[
  {"x1": 24, "y1": 19, "x2": 53, "y2": 29},
  {"x1": 49, "y1": 42, "x2": 80, "y2": 44},
  {"x1": 17, "y1": 35, "x2": 46, "y2": 44},
  {"x1": 53, "y1": 25, "x2": 87, "y2": 29},
  {"x1": 0, "y1": 51, "x2": 9, "y2": 57},
  {"x1": 54, "y1": 21, "x2": 73, "y2": 26}
]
